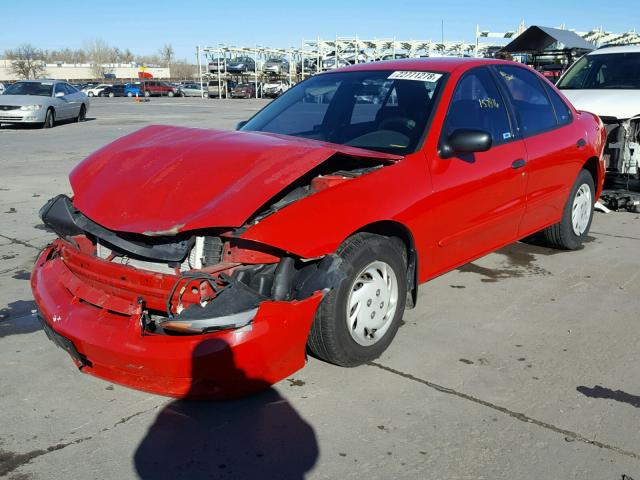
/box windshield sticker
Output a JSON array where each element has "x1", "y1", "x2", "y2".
[
  {"x1": 499, "y1": 71, "x2": 515, "y2": 81},
  {"x1": 503, "y1": 132, "x2": 512, "y2": 140},
  {"x1": 478, "y1": 98, "x2": 500, "y2": 109},
  {"x1": 388, "y1": 71, "x2": 443, "y2": 82}
]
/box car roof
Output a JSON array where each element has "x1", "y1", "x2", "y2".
[
  {"x1": 589, "y1": 44, "x2": 640, "y2": 55},
  {"x1": 329, "y1": 57, "x2": 524, "y2": 75}
]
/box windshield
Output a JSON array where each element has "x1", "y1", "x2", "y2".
[
  {"x1": 242, "y1": 70, "x2": 445, "y2": 154},
  {"x1": 4, "y1": 81, "x2": 54, "y2": 96},
  {"x1": 558, "y1": 52, "x2": 640, "y2": 89}
]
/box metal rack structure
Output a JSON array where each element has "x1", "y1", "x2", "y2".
[{"x1": 196, "y1": 26, "x2": 640, "y2": 99}]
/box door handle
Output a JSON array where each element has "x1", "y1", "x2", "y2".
[
  {"x1": 511, "y1": 159, "x2": 526, "y2": 169},
  {"x1": 576, "y1": 138, "x2": 587, "y2": 148}
]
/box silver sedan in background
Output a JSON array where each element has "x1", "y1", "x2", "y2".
[{"x1": 0, "y1": 80, "x2": 89, "y2": 128}]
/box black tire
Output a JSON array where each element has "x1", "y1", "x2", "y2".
[
  {"x1": 542, "y1": 169, "x2": 595, "y2": 250},
  {"x1": 167, "y1": 91, "x2": 174, "y2": 97},
  {"x1": 144, "y1": 91, "x2": 151, "y2": 97},
  {"x1": 42, "y1": 109, "x2": 55, "y2": 129},
  {"x1": 127, "y1": 92, "x2": 133, "y2": 97},
  {"x1": 108, "y1": 92, "x2": 114, "y2": 98},
  {"x1": 76, "y1": 104, "x2": 86, "y2": 122},
  {"x1": 308, "y1": 233, "x2": 407, "y2": 367}
]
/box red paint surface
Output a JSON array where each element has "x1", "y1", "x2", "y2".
[{"x1": 33, "y1": 58, "x2": 605, "y2": 398}]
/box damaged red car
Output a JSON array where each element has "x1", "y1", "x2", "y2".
[{"x1": 32, "y1": 59, "x2": 606, "y2": 398}]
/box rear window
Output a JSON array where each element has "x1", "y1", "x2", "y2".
[{"x1": 558, "y1": 52, "x2": 640, "y2": 89}]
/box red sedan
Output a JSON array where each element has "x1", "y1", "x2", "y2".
[{"x1": 32, "y1": 58, "x2": 605, "y2": 398}]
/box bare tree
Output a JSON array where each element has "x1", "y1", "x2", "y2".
[
  {"x1": 121, "y1": 48, "x2": 135, "y2": 64},
  {"x1": 84, "y1": 39, "x2": 113, "y2": 78},
  {"x1": 159, "y1": 44, "x2": 174, "y2": 67},
  {"x1": 5, "y1": 44, "x2": 47, "y2": 79},
  {"x1": 170, "y1": 60, "x2": 196, "y2": 80}
]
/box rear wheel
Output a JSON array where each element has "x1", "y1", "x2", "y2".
[
  {"x1": 541, "y1": 169, "x2": 595, "y2": 250},
  {"x1": 144, "y1": 91, "x2": 151, "y2": 97},
  {"x1": 167, "y1": 91, "x2": 174, "y2": 97},
  {"x1": 108, "y1": 92, "x2": 114, "y2": 98},
  {"x1": 42, "y1": 108, "x2": 55, "y2": 129},
  {"x1": 308, "y1": 233, "x2": 407, "y2": 367},
  {"x1": 88, "y1": 92, "x2": 94, "y2": 97},
  {"x1": 127, "y1": 92, "x2": 133, "y2": 97}
]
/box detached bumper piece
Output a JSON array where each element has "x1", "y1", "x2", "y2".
[{"x1": 32, "y1": 241, "x2": 324, "y2": 399}]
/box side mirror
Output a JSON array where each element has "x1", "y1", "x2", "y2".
[
  {"x1": 236, "y1": 120, "x2": 248, "y2": 130},
  {"x1": 55, "y1": 91, "x2": 65, "y2": 98},
  {"x1": 440, "y1": 129, "x2": 492, "y2": 159}
]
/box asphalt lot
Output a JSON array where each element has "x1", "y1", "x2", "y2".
[{"x1": 1, "y1": 97, "x2": 639, "y2": 480}]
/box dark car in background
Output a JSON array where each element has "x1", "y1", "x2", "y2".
[
  {"x1": 230, "y1": 82, "x2": 257, "y2": 98},
  {"x1": 99, "y1": 85, "x2": 127, "y2": 97},
  {"x1": 139, "y1": 81, "x2": 177, "y2": 97},
  {"x1": 227, "y1": 57, "x2": 256, "y2": 74}
]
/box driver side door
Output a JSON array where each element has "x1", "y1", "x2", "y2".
[
  {"x1": 426, "y1": 66, "x2": 528, "y2": 275},
  {"x1": 53, "y1": 83, "x2": 71, "y2": 119}
]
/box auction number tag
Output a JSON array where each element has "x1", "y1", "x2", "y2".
[{"x1": 388, "y1": 71, "x2": 443, "y2": 82}]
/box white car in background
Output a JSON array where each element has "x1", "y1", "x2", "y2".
[
  {"x1": 262, "y1": 79, "x2": 290, "y2": 98},
  {"x1": 0, "y1": 80, "x2": 89, "y2": 128},
  {"x1": 82, "y1": 84, "x2": 111, "y2": 97},
  {"x1": 557, "y1": 45, "x2": 640, "y2": 200}
]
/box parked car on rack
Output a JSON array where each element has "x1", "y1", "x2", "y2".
[
  {"x1": 227, "y1": 56, "x2": 256, "y2": 74},
  {"x1": 99, "y1": 85, "x2": 128, "y2": 97},
  {"x1": 139, "y1": 81, "x2": 177, "y2": 97},
  {"x1": 208, "y1": 58, "x2": 226, "y2": 73},
  {"x1": 32, "y1": 58, "x2": 604, "y2": 399},
  {"x1": 230, "y1": 82, "x2": 257, "y2": 98},
  {"x1": 557, "y1": 45, "x2": 640, "y2": 201},
  {"x1": 262, "y1": 79, "x2": 290, "y2": 98},
  {"x1": 263, "y1": 58, "x2": 290, "y2": 75},
  {"x1": 82, "y1": 84, "x2": 111, "y2": 97},
  {"x1": 296, "y1": 58, "x2": 317, "y2": 74},
  {"x1": 207, "y1": 80, "x2": 236, "y2": 98},
  {"x1": 178, "y1": 83, "x2": 206, "y2": 97},
  {"x1": 0, "y1": 80, "x2": 89, "y2": 128}
]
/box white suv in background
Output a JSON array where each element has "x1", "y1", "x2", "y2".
[
  {"x1": 557, "y1": 45, "x2": 640, "y2": 189},
  {"x1": 82, "y1": 84, "x2": 111, "y2": 97}
]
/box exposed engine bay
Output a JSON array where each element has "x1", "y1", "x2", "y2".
[
  {"x1": 600, "y1": 115, "x2": 640, "y2": 212},
  {"x1": 38, "y1": 158, "x2": 383, "y2": 336}
]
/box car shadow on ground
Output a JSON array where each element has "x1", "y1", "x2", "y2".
[
  {"x1": 0, "y1": 299, "x2": 40, "y2": 338},
  {"x1": 134, "y1": 339, "x2": 319, "y2": 480},
  {"x1": 0, "y1": 118, "x2": 96, "y2": 130}
]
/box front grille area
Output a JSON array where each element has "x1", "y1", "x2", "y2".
[
  {"x1": 0, "y1": 116, "x2": 22, "y2": 121},
  {"x1": 0, "y1": 105, "x2": 20, "y2": 111},
  {"x1": 96, "y1": 236, "x2": 224, "y2": 275}
]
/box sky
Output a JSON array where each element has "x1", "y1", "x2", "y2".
[{"x1": 1, "y1": 0, "x2": 638, "y2": 60}]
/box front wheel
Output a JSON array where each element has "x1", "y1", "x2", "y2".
[
  {"x1": 88, "y1": 92, "x2": 94, "y2": 97},
  {"x1": 144, "y1": 91, "x2": 151, "y2": 97},
  {"x1": 42, "y1": 108, "x2": 55, "y2": 129},
  {"x1": 167, "y1": 91, "x2": 175, "y2": 97},
  {"x1": 308, "y1": 233, "x2": 407, "y2": 367},
  {"x1": 541, "y1": 169, "x2": 595, "y2": 250}
]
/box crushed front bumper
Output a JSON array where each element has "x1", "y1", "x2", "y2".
[{"x1": 31, "y1": 243, "x2": 323, "y2": 398}]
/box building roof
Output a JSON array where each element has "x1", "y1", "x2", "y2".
[{"x1": 501, "y1": 26, "x2": 595, "y2": 53}]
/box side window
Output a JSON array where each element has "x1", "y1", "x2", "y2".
[
  {"x1": 64, "y1": 83, "x2": 77, "y2": 95},
  {"x1": 54, "y1": 83, "x2": 66, "y2": 95},
  {"x1": 443, "y1": 67, "x2": 513, "y2": 145},
  {"x1": 544, "y1": 84, "x2": 572, "y2": 125},
  {"x1": 495, "y1": 65, "x2": 557, "y2": 135}
]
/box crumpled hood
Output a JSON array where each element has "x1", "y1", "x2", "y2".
[
  {"x1": 561, "y1": 89, "x2": 640, "y2": 120},
  {"x1": 70, "y1": 125, "x2": 400, "y2": 235}
]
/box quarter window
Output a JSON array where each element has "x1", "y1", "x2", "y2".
[
  {"x1": 443, "y1": 67, "x2": 513, "y2": 145},
  {"x1": 495, "y1": 65, "x2": 557, "y2": 135},
  {"x1": 544, "y1": 84, "x2": 572, "y2": 125}
]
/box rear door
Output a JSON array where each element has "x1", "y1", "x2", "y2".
[
  {"x1": 428, "y1": 66, "x2": 528, "y2": 273},
  {"x1": 493, "y1": 64, "x2": 583, "y2": 235}
]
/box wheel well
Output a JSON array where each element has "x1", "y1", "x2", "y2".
[
  {"x1": 583, "y1": 156, "x2": 599, "y2": 189},
  {"x1": 354, "y1": 220, "x2": 418, "y2": 309}
]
